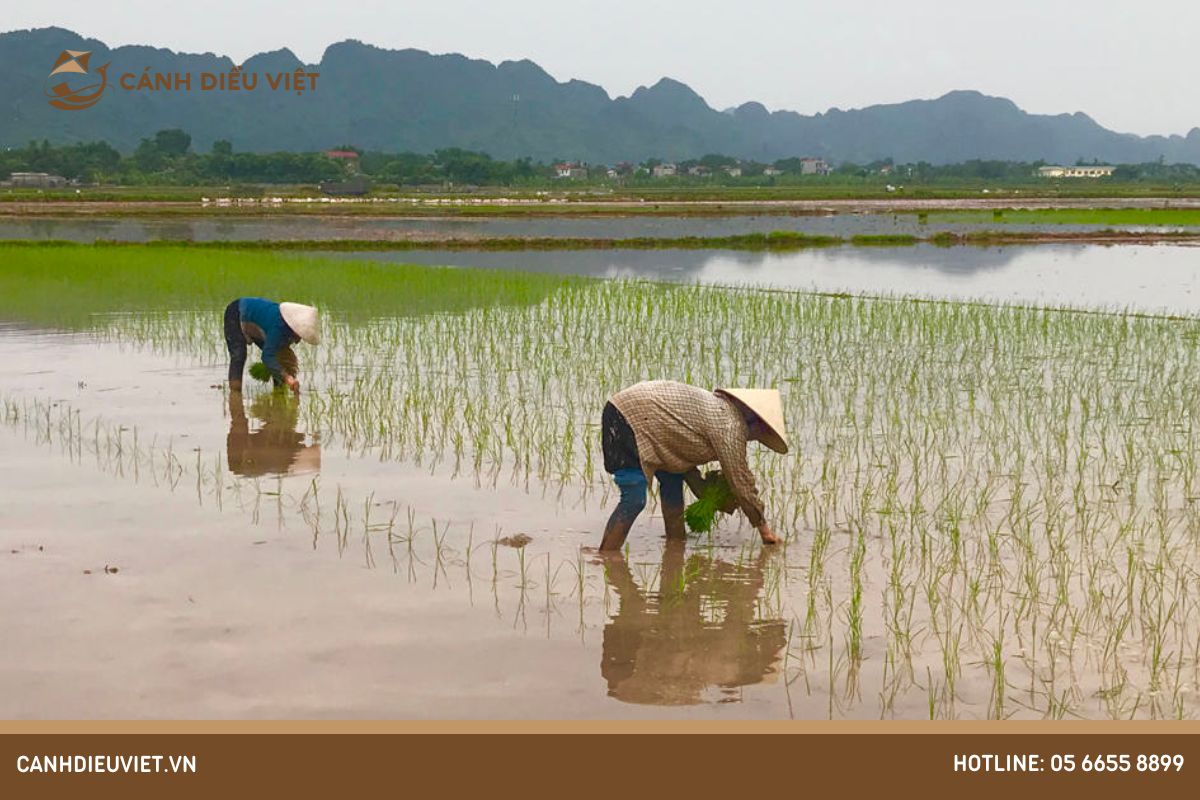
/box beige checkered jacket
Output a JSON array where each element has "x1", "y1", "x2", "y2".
[{"x1": 609, "y1": 380, "x2": 765, "y2": 526}]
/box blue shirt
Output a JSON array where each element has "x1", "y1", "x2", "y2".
[{"x1": 238, "y1": 297, "x2": 298, "y2": 380}]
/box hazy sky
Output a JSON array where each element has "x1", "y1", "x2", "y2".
[{"x1": 7, "y1": 1, "x2": 1196, "y2": 136}]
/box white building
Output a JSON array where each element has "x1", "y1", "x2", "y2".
[
  {"x1": 800, "y1": 158, "x2": 832, "y2": 175},
  {"x1": 651, "y1": 163, "x2": 677, "y2": 178},
  {"x1": 554, "y1": 162, "x2": 588, "y2": 179},
  {"x1": 1037, "y1": 165, "x2": 1115, "y2": 178},
  {"x1": 4, "y1": 172, "x2": 69, "y2": 188}
]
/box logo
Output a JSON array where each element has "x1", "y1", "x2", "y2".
[
  {"x1": 39, "y1": 48, "x2": 319, "y2": 110},
  {"x1": 45, "y1": 50, "x2": 110, "y2": 111}
]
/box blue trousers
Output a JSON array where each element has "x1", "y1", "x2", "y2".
[{"x1": 608, "y1": 467, "x2": 685, "y2": 527}]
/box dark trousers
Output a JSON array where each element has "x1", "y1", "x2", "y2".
[
  {"x1": 602, "y1": 402, "x2": 685, "y2": 527},
  {"x1": 224, "y1": 300, "x2": 247, "y2": 382}
]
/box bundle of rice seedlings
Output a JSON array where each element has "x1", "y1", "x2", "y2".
[
  {"x1": 685, "y1": 471, "x2": 735, "y2": 533},
  {"x1": 248, "y1": 362, "x2": 272, "y2": 382}
]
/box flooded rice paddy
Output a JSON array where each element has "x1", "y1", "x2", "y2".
[
  {"x1": 1, "y1": 211, "x2": 1196, "y2": 243},
  {"x1": 3, "y1": 243, "x2": 1200, "y2": 719}
]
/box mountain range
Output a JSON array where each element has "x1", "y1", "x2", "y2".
[{"x1": 4, "y1": 26, "x2": 1200, "y2": 165}]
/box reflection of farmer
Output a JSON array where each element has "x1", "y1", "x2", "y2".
[
  {"x1": 226, "y1": 392, "x2": 321, "y2": 477},
  {"x1": 224, "y1": 298, "x2": 321, "y2": 396},
  {"x1": 599, "y1": 380, "x2": 789, "y2": 550},
  {"x1": 600, "y1": 541, "x2": 786, "y2": 705}
]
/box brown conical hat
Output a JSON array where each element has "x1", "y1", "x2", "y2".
[{"x1": 714, "y1": 388, "x2": 789, "y2": 454}]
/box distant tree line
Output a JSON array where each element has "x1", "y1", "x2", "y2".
[
  {"x1": 5, "y1": 130, "x2": 1200, "y2": 187},
  {"x1": 2, "y1": 131, "x2": 344, "y2": 185},
  {"x1": 1, "y1": 133, "x2": 548, "y2": 186}
]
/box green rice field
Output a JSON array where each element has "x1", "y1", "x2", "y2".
[{"x1": 922, "y1": 207, "x2": 1200, "y2": 226}]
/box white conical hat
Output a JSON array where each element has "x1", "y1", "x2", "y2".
[
  {"x1": 279, "y1": 302, "x2": 321, "y2": 345},
  {"x1": 714, "y1": 388, "x2": 789, "y2": 454}
]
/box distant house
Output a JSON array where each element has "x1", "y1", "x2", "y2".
[
  {"x1": 1037, "y1": 165, "x2": 1115, "y2": 178},
  {"x1": 4, "y1": 172, "x2": 68, "y2": 188},
  {"x1": 613, "y1": 161, "x2": 635, "y2": 175},
  {"x1": 724, "y1": 166, "x2": 743, "y2": 178},
  {"x1": 800, "y1": 158, "x2": 832, "y2": 176},
  {"x1": 763, "y1": 166, "x2": 783, "y2": 177},
  {"x1": 324, "y1": 149, "x2": 361, "y2": 176},
  {"x1": 319, "y1": 176, "x2": 372, "y2": 196},
  {"x1": 652, "y1": 163, "x2": 677, "y2": 178},
  {"x1": 554, "y1": 162, "x2": 588, "y2": 179},
  {"x1": 687, "y1": 165, "x2": 711, "y2": 177}
]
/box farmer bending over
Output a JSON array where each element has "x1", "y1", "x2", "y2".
[
  {"x1": 599, "y1": 380, "x2": 788, "y2": 551},
  {"x1": 225, "y1": 297, "x2": 321, "y2": 396}
]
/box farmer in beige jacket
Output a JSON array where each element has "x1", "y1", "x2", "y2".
[{"x1": 599, "y1": 380, "x2": 789, "y2": 551}]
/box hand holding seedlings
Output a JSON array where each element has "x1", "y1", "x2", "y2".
[{"x1": 598, "y1": 381, "x2": 788, "y2": 550}]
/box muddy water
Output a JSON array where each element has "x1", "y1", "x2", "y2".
[
  {"x1": 0, "y1": 214, "x2": 1190, "y2": 242},
  {"x1": 329, "y1": 243, "x2": 1200, "y2": 314}
]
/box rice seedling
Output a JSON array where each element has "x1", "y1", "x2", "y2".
[
  {"x1": 248, "y1": 362, "x2": 273, "y2": 382},
  {"x1": 684, "y1": 471, "x2": 734, "y2": 532}
]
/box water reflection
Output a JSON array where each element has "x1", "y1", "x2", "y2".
[
  {"x1": 332, "y1": 243, "x2": 1200, "y2": 314},
  {"x1": 325, "y1": 243, "x2": 1023, "y2": 280},
  {"x1": 600, "y1": 541, "x2": 786, "y2": 705},
  {"x1": 226, "y1": 392, "x2": 320, "y2": 477}
]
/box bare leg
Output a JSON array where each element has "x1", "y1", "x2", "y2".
[
  {"x1": 662, "y1": 505, "x2": 686, "y2": 539},
  {"x1": 657, "y1": 471, "x2": 687, "y2": 539},
  {"x1": 600, "y1": 468, "x2": 647, "y2": 551},
  {"x1": 600, "y1": 514, "x2": 637, "y2": 552}
]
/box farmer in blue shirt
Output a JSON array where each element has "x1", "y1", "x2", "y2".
[{"x1": 224, "y1": 298, "x2": 321, "y2": 395}]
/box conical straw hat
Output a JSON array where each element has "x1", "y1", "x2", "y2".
[
  {"x1": 714, "y1": 388, "x2": 789, "y2": 454},
  {"x1": 279, "y1": 302, "x2": 321, "y2": 345}
]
